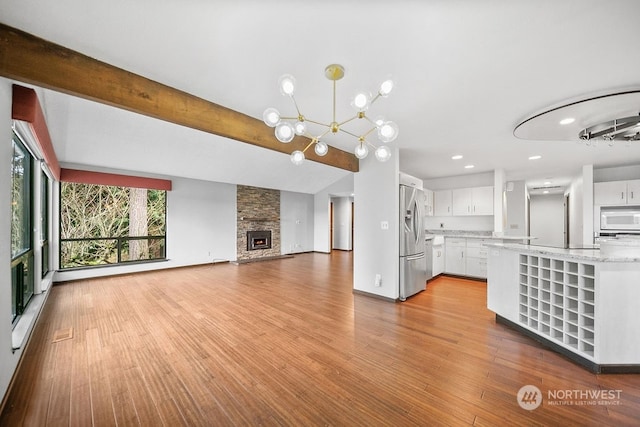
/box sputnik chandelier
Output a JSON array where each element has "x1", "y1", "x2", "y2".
[{"x1": 263, "y1": 64, "x2": 398, "y2": 165}]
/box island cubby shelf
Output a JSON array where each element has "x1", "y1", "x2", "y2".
[
  {"x1": 487, "y1": 243, "x2": 640, "y2": 373},
  {"x1": 518, "y1": 255, "x2": 595, "y2": 359}
]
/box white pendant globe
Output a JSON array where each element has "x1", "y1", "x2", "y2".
[
  {"x1": 379, "y1": 79, "x2": 394, "y2": 97},
  {"x1": 314, "y1": 141, "x2": 328, "y2": 156},
  {"x1": 263, "y1": 107, "x2": 280, "y2": 127},
  {"x1": 275, "y1": 122, "x2": 295, "y2": 143},
  {"x1": 294, "y1": 121, "x2": 307, "y2": 135},
  {"x1": 377, "y1": 121, "x2": 399, "y2": 143},
  {"x1": 354, "y1": 144, "x2": 369, "y2": 159},
  {"x1": 278, "y1": 74, "x2": 296, "y2": 97},
  {"x1": 351, "y1": 92, "x2": 371, "y2": 112},
  {"x1": 375, "y1": 145, "x2": 392, "y2": 162},
  {"x1": 290, "y1": 150, "x2": 305, "y2": 165}
]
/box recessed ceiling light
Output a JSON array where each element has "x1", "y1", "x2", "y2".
[
  {"x1": 543, "y1": 190, "x2": 549, "y2": 194},
  {"x1": 544, "y1": 181, "x2": 552, "y2": 185},
  {"x1": 559, "y1": 118, "x2": 575, "y2": 125},
  {"x1": 451, "y1": 155, "x2": 463, "y2": 160},
  {"x1": 464, "y1": 164, "x2": 474, "y2": 169},
  {"x1": 529, "y1": 155, "x2": 542, "y2": 160}
]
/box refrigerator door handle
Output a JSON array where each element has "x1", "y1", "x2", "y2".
[{"x1": 405, "y1": 253, "x2": 425, "y2": 261}]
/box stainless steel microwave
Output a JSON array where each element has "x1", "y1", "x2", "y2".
[{"x1": 600, "y1": 206, "x2": 640, "y2": 231}]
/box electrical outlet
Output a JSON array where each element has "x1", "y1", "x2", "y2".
[
  {"x1": 381, "y1": 221, "x2": 389, "y2": 230},
  {"x1": 374, "y1": 274, "x2": 382, "y2": 287}
]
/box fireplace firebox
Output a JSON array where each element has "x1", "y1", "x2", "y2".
[{"x1": 247, "y1": 230, "x2": 272, "y2": 251}]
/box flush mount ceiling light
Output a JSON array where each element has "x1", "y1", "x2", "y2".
[
  {"x1": 263, "y1": 64, "x2": 398, "y2": 165},
  {"x1": 514, "y1": 89, "x2": 640, "y2": 147},
  {"x1": 579, "y1": 115, "x2": 640, "y2": 146}
]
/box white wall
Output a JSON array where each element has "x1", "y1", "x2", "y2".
[
  {"x1": 281, "y1": 191, "x2": 314, "y2": 254},
  {"x1": 567, "y1": 175, "x2": 584, "y2": 246},
  {"x1": 313, "y1": 174, "x2": 354, "y2": 253},
  {"x1": 55, "y1": 176, "x2": 237, "y2": 281},
  {"x1": 423, "y1": 171, "x2": 494, "y2": 190},
  {"x1": 504, "y1": 180, "x2": 528, "y2": 236},
  {"x1": 529, "y1": 194, "x2": 565, "y2": 247},
  {"x1": 594, "y1": 164, "x2": 640, "y2": 182},
  {"x1": 331, "y1": 196, "x2": 352, "y2": 250},
  {"x1": 354, "y1": 149, "x2": 399, "y2": 299},
  {"x1": 582, "y1": 164, "x2": 594, "y2": 244},
  {"x1": 494, "y1": 169, "x2": 506, "y2": 234}
]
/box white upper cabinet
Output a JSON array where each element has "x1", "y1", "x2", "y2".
[
  {"x1": 452, "y1": 188, "x2": 472, "y2": 215},
  {"x1": 434, "y1": 190, "x2": 452, "y2": 216},
  {"x1": 627, "y1": 180, "x2": 640, "y2": 204},
  {"x1": 424, "y1": 188, "x2": 434, "y2": 216},
  {"x1": 472, "y1": 186, "x2": 494, "y2": 215},
  {"x1": 594, "y1": 180, "x2": 640, "y2": 205},
  {"x1": 452, "y1": 186, "x2": 494, "y2": 216}
]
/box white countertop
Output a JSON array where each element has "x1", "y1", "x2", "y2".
[
  {"x1": 425, "y1": 231, "x2": 534, "y2": 241},
  {"x1": 486, "y1": 242, "x2": 640, "y2": 263}
]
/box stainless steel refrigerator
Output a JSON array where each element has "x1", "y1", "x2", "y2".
[{"x1": 399, "y1": 184, "x2": 427, "y2": 301}]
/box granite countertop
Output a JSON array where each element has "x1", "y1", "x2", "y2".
[
  {"x1": 486, "y1": 242, "x2": 640, "y2": 263},
  {"x1": 425, "y1": 230, "x2": 533, "y2": 241}
]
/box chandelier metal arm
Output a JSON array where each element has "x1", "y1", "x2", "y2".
[
  {"x1": 337, "y1": 114, "x2": 361, "y2": 127},
  {"x1": 303, "y1": 118, "x2": 333, "y2": 128},
  {"x1": 264, "y1": 64, "x2": 396, "y2": 164},
  {"x1": 302, "y1": 140, "x2": 315, "y2": 153}
]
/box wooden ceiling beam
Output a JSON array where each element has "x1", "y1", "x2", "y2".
[{"x1": 0, "y1": 24, "x2": 359, "y2": 172}]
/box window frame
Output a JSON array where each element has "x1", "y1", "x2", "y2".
[
  {"x1": 58, "y1": 183, "x2": 167, "y2": 271},
  {"x1": 10, "y1": 131, "x2": 35, "y2": 324}
]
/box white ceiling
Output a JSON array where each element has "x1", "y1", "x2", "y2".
[{"x1": 2, "y1": 0, "x2": 640, "y2": 194}]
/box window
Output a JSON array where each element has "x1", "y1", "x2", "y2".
[
  {"x1": 11, "y1": 132, "x2": 34, "y2": 323},
  {"x1": 41, "y1": 170, "x2": 50, "y2": 277},
  {"x1": 60, "y1": 183, "x2": 166, "y2": 269}
]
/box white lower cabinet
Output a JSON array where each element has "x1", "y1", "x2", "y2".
[
  {"x1": 432, "y1": 244, "x2": 444, "y2": 276},
  {"x1": 445, "y1": 238, "x2": 466, "y2": 275},
  {"x1": 465, "y1": 239, "x2": 490, "y2": 278},
  {"x1": 443, "y1": 237, "x2": 496, "y2": 279}
]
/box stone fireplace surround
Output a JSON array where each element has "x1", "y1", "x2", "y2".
[{"x1": 236, "y1": 185, "x2": 281, "y2": 261}]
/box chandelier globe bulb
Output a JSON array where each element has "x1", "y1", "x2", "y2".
[
  {"x1": 290, "y1": 150, "x2": 305, "y2": 165},
  {"x1": 263, "y1": 107, "x2": 281, "y2": 127},
  {"x1": 275, "y1": 122, "x2": 295, "y2": 143},
  {"x1": 354, "y1": 144, "x2": 369, "y2": 159},
  {"x1": 375, "y1": 145, "x2": 392, "y2": 162},
  {"x1": 314, "y1": 141, "x2": 329, "y2": 156},
  {"x1": 378, "y1": 121, "x2": 399, "y2": 143},
  {"x1": 278, "y1": 74, "x2": 296, "y2": 97}
]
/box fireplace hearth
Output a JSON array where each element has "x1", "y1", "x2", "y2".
[{"x1": 247, "y1": 230, "x2": 272, "y2": 251}]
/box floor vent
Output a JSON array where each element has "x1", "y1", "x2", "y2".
[{"x1": 52, "y1": 328, "x2": 74, "y2": 343}]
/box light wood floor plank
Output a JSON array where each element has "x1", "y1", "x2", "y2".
[{"x1": 2, "y1": 252, "x2": 639, "y2": 425}]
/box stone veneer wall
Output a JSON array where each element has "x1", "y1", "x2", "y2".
[{"x1": 237, "y1": 185, "x2": 281, "y2": 260}]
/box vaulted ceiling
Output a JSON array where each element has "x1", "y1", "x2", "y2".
[{"x1": 2, "y1": 0, "x2": 640, "y2": 193}]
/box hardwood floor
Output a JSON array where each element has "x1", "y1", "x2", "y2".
[{"x1": 2, "y1": 251, "x2": 639, "y2": 426}]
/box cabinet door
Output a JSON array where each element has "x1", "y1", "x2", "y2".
[
  {"x1": 465, "y1": 257, "x2": 487, "y2": 278},
  {"x1": 452, "y1": 188, "x2": 472, "y2": 216},
  {"x1": 434, "y1": 190, "x2": 452, "y2": 216},
  {"x1": 424, "y1": 189, "x2": 434, "y2": 216},
  {"x1": 432, "y1": 245, "x2": 444, "y2": 276},
  {"x1": 472, "y1": 186, "x2": 494, "y2": 215},
  {"x1": 594, "y1": 181, "x2": 627, "y2": 205},
  {"x1": 445, "y1": 239, "x2": 465, "y2": 275},
  {"x1": 627, "y1": 180, "x2": 640, "y2": 204}
]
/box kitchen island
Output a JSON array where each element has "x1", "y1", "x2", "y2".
[{"x1": 487, "y1": 243, "x2": 640, "y2": 373}]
